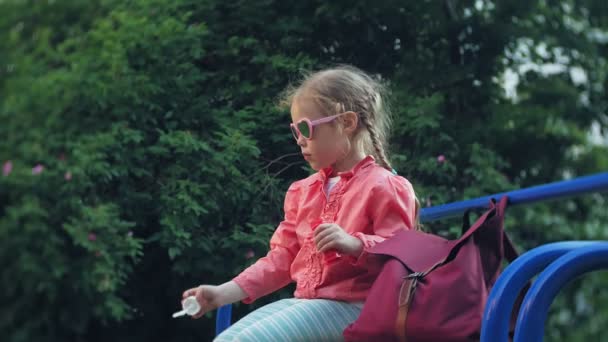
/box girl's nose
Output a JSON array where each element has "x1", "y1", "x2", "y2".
[{"x1": 296, "y1": 134, "x2": 307, "y2": 147}]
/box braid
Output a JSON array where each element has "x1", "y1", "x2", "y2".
[
  {"x1": 359, "y1": 113, "x2": 391, "y2": 171},
  {"x1": 361, "y1": 114, "x2": 422, "y2": 230}
]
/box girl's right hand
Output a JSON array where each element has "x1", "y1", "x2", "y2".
[{"x1": 182, "y1": 285, "x2": 222, "y2": 319}]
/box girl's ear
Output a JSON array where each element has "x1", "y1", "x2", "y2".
[{"x1": 342, "y1": 111, "x2": 359, "y2": 135}]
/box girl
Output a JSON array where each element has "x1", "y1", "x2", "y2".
[{"x1": 181, "y1": 65, "x2": 419, "y2": 341}]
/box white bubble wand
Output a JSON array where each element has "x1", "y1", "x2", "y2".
[{"x1": 172, "y1": 296, "x2": 201, "y2": 318}]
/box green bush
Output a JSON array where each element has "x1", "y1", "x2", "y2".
[{"x1": 1, "y1": 0, "x2": 606, "y2": 341}]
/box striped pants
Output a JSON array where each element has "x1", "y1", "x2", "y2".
[{"x1": 213, "y1": 298, "x2": 364, "y2": 342}]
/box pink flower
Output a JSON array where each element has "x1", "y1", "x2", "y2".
[
  {"x1": 95, "y1": 251, "x2": 102, "y2": 257},
  {"x1": 2, "y1": 160, "x2": 12, "y2": 176},
  {"x1": 64, "y1": 171, "x2": 72, "y2": 181},
  {"x1": 437, "y1": 155, "x2": 446, "y2": 163},
  {"x1": 245, "y1": 249, "x2": 255, "y2": 259},
  {"x1": 32, "y1": 164, "x2": 44, "y2": 175},
  {"x1": 88, "y1": 233, "x2": 97, "y2": 241},
  {"x1": 59, "y1": 153, "x2": 66, "y2": 161}
]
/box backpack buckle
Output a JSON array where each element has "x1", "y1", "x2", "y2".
[{"x1": 404, "y1": 272, "x2": 424, "y2": 279}]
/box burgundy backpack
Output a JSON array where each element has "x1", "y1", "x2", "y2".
[{"x1": 343, "y1": 196, "x2": 519, "y2": 341}]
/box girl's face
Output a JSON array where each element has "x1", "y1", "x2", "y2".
[{"x1": 290, "y1": 99, "x2": 348, "y2": 171}]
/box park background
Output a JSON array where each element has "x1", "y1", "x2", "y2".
[{"x1": 1, "y1": 0, "x2": 607, "y2": 341}]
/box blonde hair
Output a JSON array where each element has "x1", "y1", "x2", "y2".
[{"x1": 280, "y1": 65, "x2": 421, "y2": 229}]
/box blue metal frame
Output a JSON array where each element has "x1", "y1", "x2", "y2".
[
  {"x1": 514, "y1": 243, "x2": 608, "y2": 341},
  {"x1": 480, "y1": 241, "x2": 604, "y2": 342},
  {"x1": 215, "y1": 172, "x2": 608, "y2": 337},
  {"x1": 421, "y1": 172, "x2": 608, "y2": 222},
  {"x1": 216, "y1": 304, "x2": 232, "y2": 336}
]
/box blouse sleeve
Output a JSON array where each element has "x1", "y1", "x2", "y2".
[
  {"x1": 232, "y1": 182, "x2": 301, "y2": 303},
  {"x1": 348, "y1": 175, "x2": 416, "y2": 266}
]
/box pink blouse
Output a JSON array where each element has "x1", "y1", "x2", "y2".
[{"x1": 233, "y1": 156, "x2": 417, "y2": 303}]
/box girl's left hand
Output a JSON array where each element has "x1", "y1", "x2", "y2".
[{"x1": 313, "y1": 223, "x2": 363, "y2": 257}]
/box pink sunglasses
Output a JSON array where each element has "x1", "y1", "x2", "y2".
[{"x1": 290, "y1": 112, "x2": 350, "y2": 141}]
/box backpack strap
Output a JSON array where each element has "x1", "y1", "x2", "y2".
[
  {"x1": 461, "y1": 205, "x2": 519, "y2": 260},
  {"x1": 454, "y1": 196, "x2": 506, "y2": 247},
  {"x1": 503, "y1": 231, "x2": 519, "y2": 262}
]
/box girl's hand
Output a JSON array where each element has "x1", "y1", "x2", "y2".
[
  {"x1": 181, "y1": 285, "x2": 222, "y2": 319},
  {"x1": 180, "y1": 281, "x2": 247, "y2": 319},
  {"x1": 313, "y1": 223, "x2": 363, "y2": 257}
]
